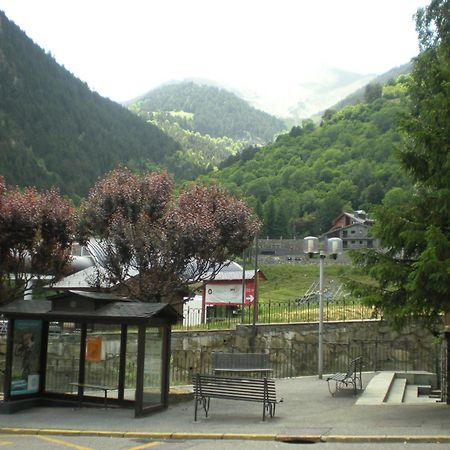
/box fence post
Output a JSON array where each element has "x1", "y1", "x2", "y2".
[
  {"x1": 290, "y1": 345, "x2": 294, "y2": 378},
  {"x1": 268, "y1": 299, "x2": 271, "y2": 324},
  {"x1": 374, "y1": 339, "x2": 378, "y2": 372}
]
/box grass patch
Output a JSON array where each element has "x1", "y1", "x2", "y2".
[{"x1": 258, "y1": 262, "x2": 357, "y2": 303}]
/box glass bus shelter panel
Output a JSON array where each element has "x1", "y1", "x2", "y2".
[
  {"x1": 0, "y1": 332, "x2": 6, "y2": 399},
  {"x1": 46, "y1": 322, "x2": 81, "y2": 394},
  {"x1": 84, "y1": 324, "x2": 121, "y2": 400},
  {"x1": 142, "y1": 327, "x2": 163, "y2": 408},
  {"x1": 125, "y1": 328, "x2": 138, "y2": 401},
  {"x1": 11, "y1": 320, "x2": 43, "y2": 396}
]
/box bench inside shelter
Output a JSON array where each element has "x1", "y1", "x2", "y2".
[
  {"x1": 212, "y1": 352, "x2": 272, "y2": 377},
  {"x1": 70, "y1": 382, "x2": 118, "y2": 408}
]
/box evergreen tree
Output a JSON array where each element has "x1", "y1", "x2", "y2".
[{"x1": 350, "y1": 0, "x2": 450, "y2": 328}]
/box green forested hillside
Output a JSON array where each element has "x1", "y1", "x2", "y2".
[
  {"x1": 129, "y1": 82, "x2": 286, "y2": 141},
  {"x1": 127, "y1": 82, "x2": 286, "y2": 173},
  {"x1": 200, "y1": 76, "x2": 413, "y2": 237},
  {"x1": 331, "y1": 62, "x2": 412, "y2": 111},
  {"x1": 0, "y1": 12, "x2": 180, "y2": 201}
]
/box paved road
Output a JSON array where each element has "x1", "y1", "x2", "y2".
[
  {"x1": 2, "y1": 374, "x2": 450, "y2": 448},
  {"x1": 2, "y1": 435, "x2": 450, "y2": 449}
]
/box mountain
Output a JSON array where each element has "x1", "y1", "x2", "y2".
[
  {"x1": 127, "y1": 81, "x2": 287, "y2": 176},
  {"x1": 128, "y1": 81, "x2": 286, "y2": 142},
  {"x1": 0, "y1": 11, "x2": 180, "y2": 202},
  {"x1": 331, "y1": 62, "x2": 413, "y2": 111},
  {"x1": 229, "y1": 68, "x2": 376, "y2": 120},
  {"x1": 199, "y1": 75, "x2": 413, "y2": 238}
]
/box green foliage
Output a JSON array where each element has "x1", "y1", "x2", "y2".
[
  {"x1": 146, "y1": 114, "x2": 247, "y2": 179},
  {"x1": 129, "y1": 82, "x2": 286, "y2": 142},
  {"x1": 199, "y1": 76, "x2": 413, "y2": 237},
  {"x1": 349, "y1": 0, "x2": 450, "y2": 328},
  {"x1": 0, "y1": 12, "x2": 179, "y2": 200}
]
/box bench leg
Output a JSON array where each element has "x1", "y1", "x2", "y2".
[
  {"x1": 327, "y1": 380, "x2": 338, "y2": 396},
  {"x1": 194, "y1": 396, "x2": 209, "y2": 421}
]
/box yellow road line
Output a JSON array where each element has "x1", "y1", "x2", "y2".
[
  {"x1": 0, "y1": 443, "x2": 13, "y2": 447},
  {"x1": 126, "y1": 442, "x2": 161, "y2": 450},
  {"x1": 37, "y1": 435, "x2": 92, "y2": 450}
]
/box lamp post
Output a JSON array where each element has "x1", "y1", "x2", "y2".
[{"x1": 303, "y1": 236, "x2": 343, "y2": 379}]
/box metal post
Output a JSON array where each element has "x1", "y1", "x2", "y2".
[
  {"x1": 241, "y1": 251, "x2": 246, "y2": 324},
  {"x1": 318, "y1": 251, "x2": 325, "y2": 379},
  {"x1": 253, "y1": 236, "x2": 259, "y2": 328}
]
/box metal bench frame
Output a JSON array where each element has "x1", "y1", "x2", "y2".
[
  {"x1": 212, "y1": 352, "x2": 272, "y2": 377},
  {"x1": 193, "y1": 374, "x2": 280, "y2": 421},
  {"x1": 326, "y1": 356, "x2": 362, "y2": 396},
  {"x1": 70, "y1": 382, "x2": 118, "y2": 408}
]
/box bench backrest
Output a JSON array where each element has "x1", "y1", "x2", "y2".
[
  {"x1": 193, "y1": 374, "x2": 276, "y2": 402},
  {"x1": 212, "y1": 352, "x2": 270, "y2": 370},
  {"x1": 346, "y1": 356, "x2": 362, "y2": 377}
]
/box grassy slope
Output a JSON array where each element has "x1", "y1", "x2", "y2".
[{"x1": 258, "y1": 263, "x2": 357, "y2": 303}]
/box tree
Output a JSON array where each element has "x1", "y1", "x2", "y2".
[
  {"x1": 78, "y1": 168, "x2": 260, "y2": 303},
  {"x1": 0, "y1": 177, "x2": 75, "y2": 303},
  {"x1": 364, "y1": 83, "x2": 383, "y2": 103},
  {"x1": 350, "y1": 0, "x2": 450, "y2": 328}
]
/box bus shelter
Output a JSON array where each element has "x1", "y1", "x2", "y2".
[{"x1": 0, "y1": 290, "x2": 181, "y2": 417}]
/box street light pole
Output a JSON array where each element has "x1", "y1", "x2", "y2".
[
  {"x1": 318, "y1": 250, "x2": 325, "y2": 379},
  {"x1": 304, "y1": 236, "x2": 342, "y2": 380}
]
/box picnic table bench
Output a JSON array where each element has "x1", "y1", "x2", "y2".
[
  {"x1": 193, "y1": 374, "x2": 281, "y2": 421},
  {"x1": 212, "y1": 352, "x2": 272, "y2": 377},
  {"x1": 326, "y1": 356, "x2": 362, "y2": 396},
  {"x1": 70, "y1": 382, "x2": 118, "y2": 408}
]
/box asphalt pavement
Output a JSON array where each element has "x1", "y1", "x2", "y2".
[{"x1": 1, "y1": 373, "x2": 450, "y2": 444}]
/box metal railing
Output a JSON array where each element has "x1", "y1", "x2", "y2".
[
  {"x1": 177, "y1": 297, "x2": 379, "y2": 330},
  {"x1": 0, "y1": 336, "x2": 442, "y2": 396},
  {"x1": 170, "y1": 339, "x2": 442, "y2": 385}
]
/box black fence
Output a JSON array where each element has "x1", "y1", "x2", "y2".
[
  {"x1": 170, "y1": 339, "x2": 442, "y2": 385},
  {"x1": 177, "y1": 298, "x2": 379, "y2": 330},
  {"x1": 0, "y1": 336, "x2": 442, "y2": 396}
]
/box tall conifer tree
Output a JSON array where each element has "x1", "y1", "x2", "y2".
[{"x1": 350, "y1": 0, "x2": 450, "y2": 328}]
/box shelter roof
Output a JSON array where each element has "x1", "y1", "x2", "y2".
[{"x1": 0, "y1": 291, "x2": 181, "y2": 324}]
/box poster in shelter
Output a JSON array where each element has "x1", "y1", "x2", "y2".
[
  {"x1": 86, "y1": 336, "x2": 102, "y2": 362},
  {"x1": 11, "y1": 320, "x2": 42, "y2": 395}
]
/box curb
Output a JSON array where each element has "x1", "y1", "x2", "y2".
[{"x1": 1, "y1": 428, "x2": 450, "y2": 443}]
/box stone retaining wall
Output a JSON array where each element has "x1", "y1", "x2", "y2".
[{"x1": 171, "y1": 319, "x2": 442, "y2": 377}]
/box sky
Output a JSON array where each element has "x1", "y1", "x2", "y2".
[{"x1": 0, "y1": 0, "x2": 428, "y2": 104}]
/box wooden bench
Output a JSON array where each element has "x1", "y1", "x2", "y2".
[
  {"x1": 193, "y1": 374, "x2": 281, "y2": 421},
  {"x1": 326, "y1": 356, "x2": 362, "y2": 396},
  {"x1": 70, "y1": 382, "x2": 118, "y2": 408},
  {"x1": 212, "y1": 352, "x2": 272, "y2": 377}
]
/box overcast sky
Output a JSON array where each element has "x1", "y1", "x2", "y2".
[{"x1": 0, "y1": 0, "x2": 428, "y2": 103}]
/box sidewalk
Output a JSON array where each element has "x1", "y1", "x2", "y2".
[{"x1": 1, "y1": 374, "x2": 450, "y2": 443}]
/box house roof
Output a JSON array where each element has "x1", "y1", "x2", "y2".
[
  {"x1": 322, "y1": 222, "x2": 370, "y2": 237},
  {"x1": 207, "y1": 269, "x2": 266, "y2": 282}
]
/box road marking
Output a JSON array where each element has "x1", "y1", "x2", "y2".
[
  {"x1": 126, "y1": 442, "x2": 162, "y2": 450},
  {"x1": 0, "y1": 443, "x2": 13, "y2": 447},
  {"x1": 37, "y1": 435, "x2": 92, "y2": 450}
]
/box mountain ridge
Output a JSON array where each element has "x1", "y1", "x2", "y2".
[{"x1": 0, "y1": 11, "x2": 180, "y2": 201}]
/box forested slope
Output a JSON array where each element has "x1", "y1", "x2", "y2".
[
  {"x1": 129, "y1": 82, "x2": 286, "y2": 141},
  {"x1": 0, "y1": 12, "x2": 180, "y2": 201},
  {"x1": 201, "y1": 76, "x2": 413, "y2": 237}
]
